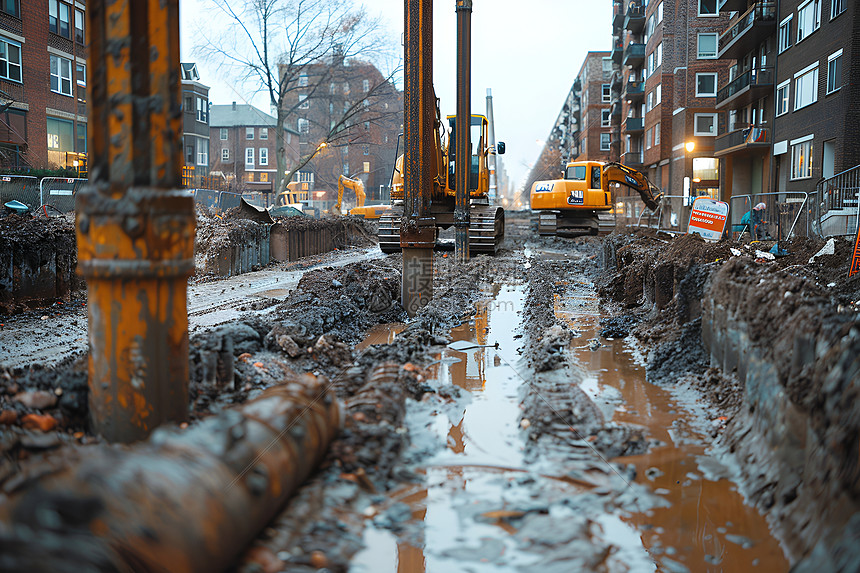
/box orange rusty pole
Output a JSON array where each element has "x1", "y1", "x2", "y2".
[{"x1": 76, "y1": 0, "x2": 194, "y2": 442}]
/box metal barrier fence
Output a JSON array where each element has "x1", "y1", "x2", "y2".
[
  {"x1": 619, "y1": 194, "x2": 692, "y2": 234},
  {"x1": 40, "y1": 177, "x2": 88, "y2": 212},
  {"x1": 0, "y1": 175, "x2": 40, "y2": 209},
  {"x1": 727, "y1": 192, "x2": 810, "y2": 240},
  {"x1": 812, "y1": 165, "x2": 860, "y2": 237},
  {"x1": 193, "y1": 189, "x2": 243, "y2": 213}
]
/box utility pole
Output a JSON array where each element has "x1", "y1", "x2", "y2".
[
  {"x1": 401, "y1": 0, "x2": 437, "y2": 316},
  {"x1": 486, "y1": 87, "x2": 498, "y2": 206},
  {"x1": 76, "y1": 0, "x2": 194, "y2": 442},
  {"x1": 454, "y1": 0, "x2": 473, "y2": 264}
]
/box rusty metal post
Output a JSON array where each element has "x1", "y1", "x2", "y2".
[
  {"x1": 454, "y1": 0, "x2": 473, "y2": 264},
  {"x1": 0, "y1": 375, "x2": 342, "y2": 573},
  {"x1": 401, "y1": 0, "x2": 437, "y2": 317},
  {"x1": 75, "y1": 0, "x2": 194, "y2": 442}
]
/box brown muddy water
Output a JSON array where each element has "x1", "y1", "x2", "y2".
[{"x1": 349, "y1": 249, "x2": 788, "y2": 572}]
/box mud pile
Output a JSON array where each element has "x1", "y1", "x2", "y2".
[
  {"x1": 0, "y1": 213, "x2": 79, "y2": 313},
  {"x1": 597, "y1": 229, "x2": 860, "y2": 566}
]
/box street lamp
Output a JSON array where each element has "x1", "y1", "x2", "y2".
[
  {"x1": 684, "y1": 141, "x2": 695, "y2": 204},
  {"x1": 685, "y1": 141, "x2": 695, "y2": 153}
]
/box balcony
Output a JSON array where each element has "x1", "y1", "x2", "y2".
[
  {"x1": 611, "y1": 101, "x2": 622, "y2": 117},
  {"x1": 611, "y1": 37, "x2": 624, "y2": 63},
  {"x1": 623, "y1": 42, "x2": 645, "y2": 67},
  {"x1": 714, "y1": 125, "x2": 770, "y2": 156},
  {"x1": 625, "y1": 117, "x2": 644, "y2": 133},
  {"x1": 624, "y1": 150, "x2": 644, "y2": 166},
  {"x1": 623, "y1": 80, "x2": 645, "y2": 101},
  {"x1": 718, "y1": 2, "x2": 777, "y2": 60},
  {"x1": 613, "y1": 2, "x2": 625, "y2": 29},
  {"x1": 719, "y1": 0, "x2": 748, "y2": 12},
  {"x1": 716, "y1": 67, "x2": 774, "y2": 109},
  {"x1": 610, "y1": 71, "x2": 623, "y2": 93},
  {"x1": 624, "y1": 2, "x2": 645, "y2": 33}
]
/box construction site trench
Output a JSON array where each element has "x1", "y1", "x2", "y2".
[{"x1": 1, "y1": 211, "x2": 859, "y2": 572}]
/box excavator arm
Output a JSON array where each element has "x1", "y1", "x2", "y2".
[
  {"x1": 602, "y1": 162, "x2": 662, "y2": 211},
  {"x1": 334, "y1": 175, "x2": 366, "y2": 215}
]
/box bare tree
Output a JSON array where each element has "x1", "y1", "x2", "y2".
[{"x1": 196, "y1": 0, "x2": 400, "y2": 192}]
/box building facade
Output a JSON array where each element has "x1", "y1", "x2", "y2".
[
  {"x1": 209, "y1": 102, "x2": 300, "y2": 192},
  {"x1": 0, "y1": 0, "x2": 88, "y2": 171},
  {"x1": 181, "y1": 63, "x2": 210, "y2": 187},
  {"x1": 279, "y1": 54, "x2": 403, "y2": 206},
  {"x1": 575, "y1": 51, "x2": 613, "y2": 162}
]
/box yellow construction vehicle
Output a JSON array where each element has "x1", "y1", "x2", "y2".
[
  {"x1": 275, "y1": 181, "x2": 309, "y2": 210},
  {"x1": 378, "y1": 111, "x2": 506, "y2": 254},
  {"x1": 332, "y1": 174, "x2": 391, "y2": 219},
  {"x1": 530, "y1": 160, "x2": 661, "y2": 236}
]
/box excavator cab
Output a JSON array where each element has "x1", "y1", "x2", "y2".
[{"x1": 445, "y1": 114, "x2": 489, "y2": 197}]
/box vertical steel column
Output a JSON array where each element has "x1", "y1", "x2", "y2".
[
  {"x1": 76, "y1": 0, "x2": 194, "y2": 442},
  {"x1": 401, "y1": 0, "x2": 437, "y2": 316},
  {"x1": 486, "y1": 88, "x2": 497, "y2": 205},
  {"x1": 454, "y1": 0, "x2": 473, "y2": 264}
]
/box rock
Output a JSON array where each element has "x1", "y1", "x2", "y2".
[
  {"x1": 20, "y1": 414, "x2": 58, "y2": 432},
  {"x1": 20, "y1": 432, "x2": 62, "y2": 450},
  {"x1": 13, "y1": 390, "x2": 58, "y2": 410},
  {"x1": 309, "y1": 550, "x2": 329, "y2": 569},
  {"x1": 0, "y1": 410, "x2": 17, "y2": 425},
  {"x1": 276, "y1": 334, "x2": 301, "y2": 358},
  {"x1": 331, "y1": 279, "x2": 343, "y2": 288}
]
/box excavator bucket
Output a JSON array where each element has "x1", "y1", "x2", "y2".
[{"x1": 238, "y1": 197, "x2": 275, "y2": 224}]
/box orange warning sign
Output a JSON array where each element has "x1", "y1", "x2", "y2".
[
  {"x1": 688, "y1": 197, "x2": 729, "y2": 242},
  {"x1": 850, "y1": 216, "x2": 860, "y2": 278}
]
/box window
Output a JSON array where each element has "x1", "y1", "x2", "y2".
[
  {"x1": 778, "y1": 16, "x2": 793, "y2": 52},
  {"x1": 74, "y1": 9, "x2": 84, "y2": 43},
  {"x1": 220, "y1": 128, "x2": 228, "y2": 140},
  {"x1": 647, "y1": 52, "x2": 656, "y2": 77},
  {"x1": 797, "y1": 0, "x2": 820, "y2": 43},
  {"x1": 694, "y1": 113, "x2": 717, "y2": 136},
  {"x1": 693, "y1": 158, "x2": 719, "y2": 180},
  {"x1": 363, "y1": 145, "x2": 369, "y2": 156},
  {"x1": 363, "y1": 79, "x2": 370, "y2": 92},
  {"x1": 186, "y1": 146, "x2": 193, "y2": 164},
  {"x1": 794, "y1": 65, "x2": 818, "y2": 110},
  {"x1": 299, "y1": 94, "x2": 309, "y2": 109},
  {"x1": 827, "y1": 50, "x2": 842, "y2": 94},
  {"x1": 0, "y1": 37, "x2": 22, "y2": 83},
  {"x1": 259, "y1": 127, "x2": 268, "y2": 140},
  {"x1": 696, "y1": 73, "x2": 717, "y2": 97},
  {"x1": 196, "y1": 97, "x2": 207, "y2": 123},
  {"x1": 776, "y1": 80, "x2": 790, "y2": 116},
  {"x1": 245, "y1": 148, "x2": 254, "y2": 167},
  {"x1": 646, "y1": 91, "x2": 655, "y2": 112},
  {"x1": 46, "y1": 117, "x2": 74, "y2": 151},
  {"x1": 697, "y1": 33, "x2": 718, "y2": 59},
  {"x1": 600, "y1": 133, "x2": 611, "y2": 151},
  {"x1": 0, "y1": 0, "x2": 20, "y2": 18},
  {"x1": 656, "y1": 42, "x2": 662, "y2": 68},
  {"x1": 76, "y1": 122, "x2": 86, "y2": 153},
  {"x1": 49, "y1": 0, "x2": 72, "y2": 39},
  {"x1": 699, "y1": 0, "x2": 717, "y2": 16},
  {"x1": 363, "y1": 161, "x2": 371, "y2": 173},
  {"x1": 329, "y1": 82, "x2": 336, "y2": 94},
  {"x1": 654, "y1": 123, "x2": 661, "y2": 145},
  {"x1": 221, "y1": 148, "x2": 229, "y2": 161},
  {"x1": 197, "y1": 145, "x2": 207, "y2": 166},
  {"x1": 601, "y1": 109, "x2": 611, "y2": 127},
  {"x1": 645, "y1": 15, "x2": 654, "y2": 43},
  {"x1": 602, "y1": 84, "x2": 611, "y2": 102},
  {"x1": 298, "y1": 118, "x2": 309, "y2": 133},
  {"x1": 50, "y1": 55, "x2": 72, "y2": 96},
  {"x1": 655, "y1": 84, "x2": 662, "y2": 105},
  {"x1": 646, "y1": 128, "x2": 652, "y2": 149},
  {"x1": 246, "y1": 127, "x2": 254, "y2": 140},
  {"x1": 343, "y1": 82, "x2": 349, "y2": 94},
  {"x1": 656, "y1": 1, "x2": 663, "y2": 22},
  {"x1": 75, "y1": 63, "x2": 85, "y2": 101},
  {"x1": 831, "y1": 0, "x2": 845, "y2": 19},
  {"x1": 259, "y1": 148, "x2": 268, "y2": 165},
  {"x1": 791, "y1": 138, "x2": 813, "y2": 179},
  {"x1": 299, "y1": 74, "x2": 308, "y2": 87}
]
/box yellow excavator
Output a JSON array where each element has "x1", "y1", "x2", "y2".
[
  {"x1": 332, "y1": 174, "x2": 391, "y2": 219},
  {"x1": 378, "y1": 110, "x2": 506, "y2": 254},
  {"x1": 530, "y1": 160, "x2": 661, "y2": 236}
]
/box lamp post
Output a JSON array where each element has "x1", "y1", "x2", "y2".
[{"x1": 684, "y1": 140, "x2": 695, "y2": 205}]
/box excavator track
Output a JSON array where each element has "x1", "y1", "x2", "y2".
[
  {"x1": 537, "y1": 211, "x2": 615, "y2": 237},
  {"x1": 378, "y1": 206, "x2": 505, "y2": 255}
]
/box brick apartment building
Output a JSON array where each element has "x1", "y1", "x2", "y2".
[
  {"x1": 575, "y1": 52, "x2": 613, "y2": 162},
  {"x1": 208, "y1": 103, "x2": 300, "y2": 192},
  {"x1": 611, "y1": 0, "x2": 731, "y2": 218},
  {"x1": 180, "y1": 63, "x2": 210, "y2": 187},
  {"x1": 0, "y1": 0, "x2": 88, "y2": 170},
  {"x1": 279, "y1": 53, "x2": 402, "y2": 206}
]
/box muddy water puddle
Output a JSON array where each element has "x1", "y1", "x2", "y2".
[
  {"x1": 349, "y1": 253, "x2": 787, "y2": 572},
  {"x1": 555, "y1": 288, "x2": 788, "y2": 572}
]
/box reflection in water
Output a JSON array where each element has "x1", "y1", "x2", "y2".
[{"x1": 356, "y1": 323, "x2": 407, "y2": 351}]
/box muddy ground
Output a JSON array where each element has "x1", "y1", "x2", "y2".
[{"x1": 0, "y1": 213, "x2": 858, "y2": 572}]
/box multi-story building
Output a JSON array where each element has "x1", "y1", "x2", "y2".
[
  {"x1": 771, "y1": 0, "x2": 856, "y2": 192},
  {"x1": 575, "y1": 51, "x2": 613, "y2": 162},
  {"x1": 0, "y1": 0, "x2": 88, "y2": 170},
  {"x1": 279, "y1": 52, "x2": 403, "y2": 206},
  {"x1": 712, "y1": 0, "x2": 777, "y2": 202},
  {"x1": 611, "y1": 0, "x2": 731, "y2": 224},
  {"x1": 208, "y1": 102, "x2": 300, "y2": 192},
  {"x1": 180, "y1": 63, "x2": 210, "y2": 187}
]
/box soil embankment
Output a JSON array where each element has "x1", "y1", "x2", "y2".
[{"x1": 597, "y1": 229, "x2": 860, "y2": 567}]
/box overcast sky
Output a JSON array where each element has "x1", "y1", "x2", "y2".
[{"x1": 180, "y1": 0, "x2": 611, "y2": 191}]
